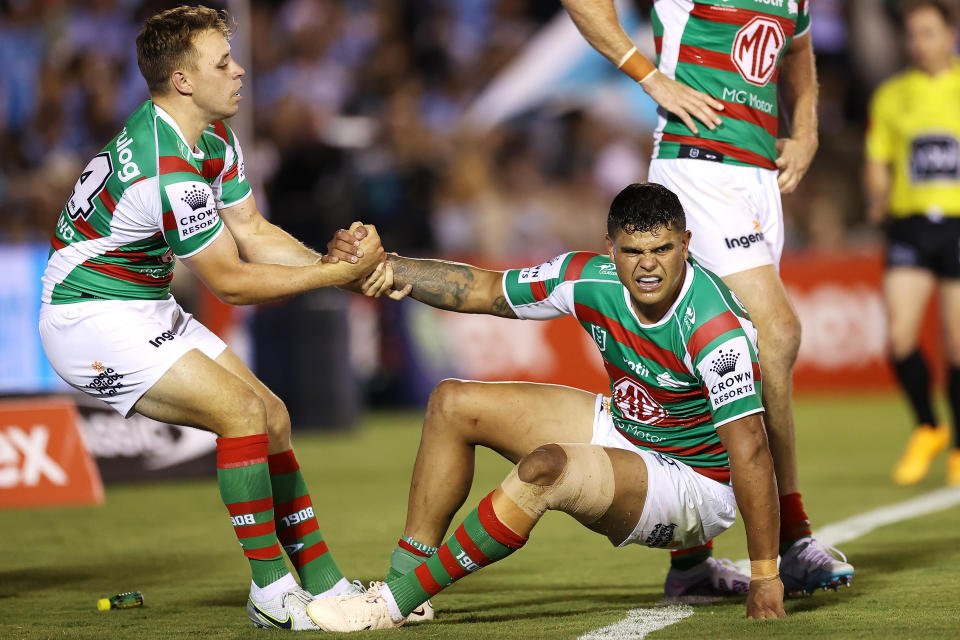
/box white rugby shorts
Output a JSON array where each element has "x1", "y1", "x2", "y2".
[
  {"x1": 590, "y1": 395, "x2": 737, "y2": 549},
  {"x1": 648, "y1": 158, "x2": 784, "y2": 277},
  {"x1": 38, "y1": 296, "x2": 227, "y2": 417}
]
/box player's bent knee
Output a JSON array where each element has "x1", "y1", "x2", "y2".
[
  {"x1": 262, "y1": 393, "x2": 291, "y2": 437},
  {"x1": 425, "y1": 379, "x2": 470, "y2": 421},
  {"x1": 502, "y1": 444, "x2": 615, "y2": 524},
  {"x1": 219, "y1": 390, "x2": 268, "y2": 438},
  {"x1": 517, "y1": 444, "x2": 567, "y2": 485}
]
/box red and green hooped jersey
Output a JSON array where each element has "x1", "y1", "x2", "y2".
[
  {"x1": 41, "y1": 101, "x2": 251, "y2": 304},
  {"x1": 651, "y1": 0, "x2": 811, "y2": 169},
  {"x1": 502, "y1": 252, "x2": 763, "y2": 483}
]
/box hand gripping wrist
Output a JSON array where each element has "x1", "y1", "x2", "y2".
[
  {"x1": 750, "y1": 559, "x2": 779, "y2": 583},
  {"x1": 617, "y1": 47, "x2": 657, "y2": 84}
]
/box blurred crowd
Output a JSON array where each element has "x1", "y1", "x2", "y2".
[{"x1": 0, "y1": 0, "x2": 942, "y2": 258}]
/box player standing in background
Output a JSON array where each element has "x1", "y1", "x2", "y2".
[
  {"x1": 865, "y1": 0, "x2": 960, "y2": 486},
  {"x1": 309, "y1": 183, "x2": 786, "y2": 631},
  {"x1": 558, "y1": 0, "x2": 854, "y2": 596},
  {"x1": 38, "y1": 5, "x2": 383, "y2": 630}
]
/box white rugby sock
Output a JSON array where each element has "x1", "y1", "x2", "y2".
[
  {"x1": 250, "y1": 572, "x2": 297, "y2": 602},
  {"x1": 311, "y1": 577, "x2": 350, "y2": 600},
  {"x1": 379, "y1": 584, "x2": 404, "y2": 623}
]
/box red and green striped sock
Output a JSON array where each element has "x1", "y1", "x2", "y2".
[
  {"x1": 385, "y1": 492, "x2": 527, "y2": 617},
  {"x1": 216, "y1": 434, "x2": 288, "y2": 588},
  {"x1": 670, "y1": 540, "x2": 713, "y2": 570},
  {"x1": 268, "y1": 449, "x2": 344, "y2": 595},
  {"x1": 779, "y1": 492, "x2": 812, "y2": 555},
  {"x1": 386, "y1": 536, "x2": 437, "y2": 581}
]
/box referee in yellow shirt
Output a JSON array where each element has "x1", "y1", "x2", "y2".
[{"x1": 865, "y1": 0, "x2": 960, "y2": 486}]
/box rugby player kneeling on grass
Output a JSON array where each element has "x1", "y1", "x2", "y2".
[
  {"x1": 38, "y1": 5, "x2": 387, "y2": 630},
  {"x1": 308, "y1": 183, "x2": 787, "y2": 630}
]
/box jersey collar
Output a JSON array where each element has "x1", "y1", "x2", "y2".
[
  {"x1": 622, "y1": 261, "x2": 694, "y2": 329},
  {"x1": 153, "y1": 103, "x2": 206, "y2": 161}
]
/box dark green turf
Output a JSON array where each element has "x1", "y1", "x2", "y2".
[{"x1": 1, "y1": 395, "x2": 958, "y2": 639}]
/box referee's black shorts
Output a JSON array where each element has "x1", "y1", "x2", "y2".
[{"x1": 886, "y1": 215, "x2": 960, "y2": 279}]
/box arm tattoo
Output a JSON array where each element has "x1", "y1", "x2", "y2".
[
  {"x1": 390, "y1": 256, "x2": 476, "y2": 311},
  {"x1": 491, "y1": 295, "x2": 516, "y2": 319},
  {"x1": 389, "y1": 255, "x2": 517, "y2": 318}
]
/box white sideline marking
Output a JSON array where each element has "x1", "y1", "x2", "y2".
[
  {"x1": 578, "y1": 486, "x2": 960, "y2": 640},
  {"x1": 812, "y1": 486, "x2": 960, "y2": 547},
  {"x1": 578, "y1": 604, "x2": 694, "y2": 640}
]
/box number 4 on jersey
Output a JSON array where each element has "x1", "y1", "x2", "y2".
[{"x1": 66, "y1": 152, "x2": 112, "y2": 221}]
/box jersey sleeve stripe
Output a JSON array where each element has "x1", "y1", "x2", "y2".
[
  {"x1": 753, "y1": 361, "x2": 762, "y2": 384},
  {"x1": 159, "y1": 155, "x2": 201, "y2": 176},
  {"x1": 576, "y1": 303, "x2": 689, "y2": 374},
  {"x1": 99, "y1": 189, "x2": 118, "y2": 215},
  {"x1": 222, "y1": 162, "x2": 240, "y2": 182},
  {"x1": 661, "y1": 133, "x2": 777, "y2": 169},
  {"x1": 686, "y1": 310, "x2": 742, "y2": 356},
  {"x1": 712, "y1": 406, "x2": 765, "y2": 429},
  {"x1": 531, "y1": 280, "x2": 548, "y2": 302},
  {"x1": 690, "y1": 3, "x2": 796, "y2": 36},
  {"x1": 202, "y1": 157, "x2": 225, "y2": 180},
  {"x1": 216, "y1": 188, "x2": 253, "y2": 209},
  {"x1": 563, "y1": 251, "x2": 598, "y2": 282}
]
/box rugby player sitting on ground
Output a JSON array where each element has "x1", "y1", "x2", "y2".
[{"x1": 308, "y1": 183, "x2": 787, "y2": 630}]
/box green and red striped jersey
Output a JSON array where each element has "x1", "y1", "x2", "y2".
[
  {"x1": 41, "y1": 101, "x2": 250, "y2": 304},
  {"x1": 651, "y1": 0, "x2": 811, "y2": 169},
  {"x1": 502, "y1": 252, "x2": 763, "y2": 483}
]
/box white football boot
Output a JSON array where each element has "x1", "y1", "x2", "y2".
[
  {"x1": 247, "y1": 577, "x2": 320, "y2": 630},
  {"x1": 307, "y1": 581, "x2": 404, "y2": 632},
  {"x1": 405, "y1": 599, "x2": 435, "y2": 623},
  {"x1": 664, "y1": 557, "x2": 750, "y2": 597},
  {"x1": 310, "y1": 578, "x2": 366, "y2": 600},
  {"x1": 779, "y1": 538, "x2": 854, "y2": 596}
]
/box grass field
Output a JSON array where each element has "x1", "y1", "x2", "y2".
[{"x1": 2, "y1": 393, "x2": 960, "y2": 639}]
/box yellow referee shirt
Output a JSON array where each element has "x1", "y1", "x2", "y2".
[{"x1": 866, "y1": 58, "x2": 960, "y2": 217}]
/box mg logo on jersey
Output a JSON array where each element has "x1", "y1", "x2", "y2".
[
  {"x1": 732, "y1": 16, "x2": 785, "y2": 86},
  {"x1": 613, "y1": 377, "x2": 668, "y2": 425}
]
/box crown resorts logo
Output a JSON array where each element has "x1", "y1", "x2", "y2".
[
  {"x1": 180, "y1": 185, "x2": 209, "y2": 211},
  {"x1": 709, "y1": 348, "x2": 739, "y2": 377}
]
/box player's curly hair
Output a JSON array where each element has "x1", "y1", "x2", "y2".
[
  {"x1": 136, "y1": 5, "x2": 233, "y2": 95},
  {"x1": 607, "y1": 183, "x2": 686, "y2": 237}
]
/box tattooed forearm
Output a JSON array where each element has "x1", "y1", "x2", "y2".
[
  {"x1": 387, "y1": 255, "x2": 516, "y2": 317},
  {"x1": 390, "y1": 256, "x2": 477, "y2": 310},
  {"x1": 491, "y1": 295, "x2": 517, "y2": 319}
]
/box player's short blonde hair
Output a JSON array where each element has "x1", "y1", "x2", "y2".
[{"x1": 136, "y1": 5, "x2": 233, "y2": 95}]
